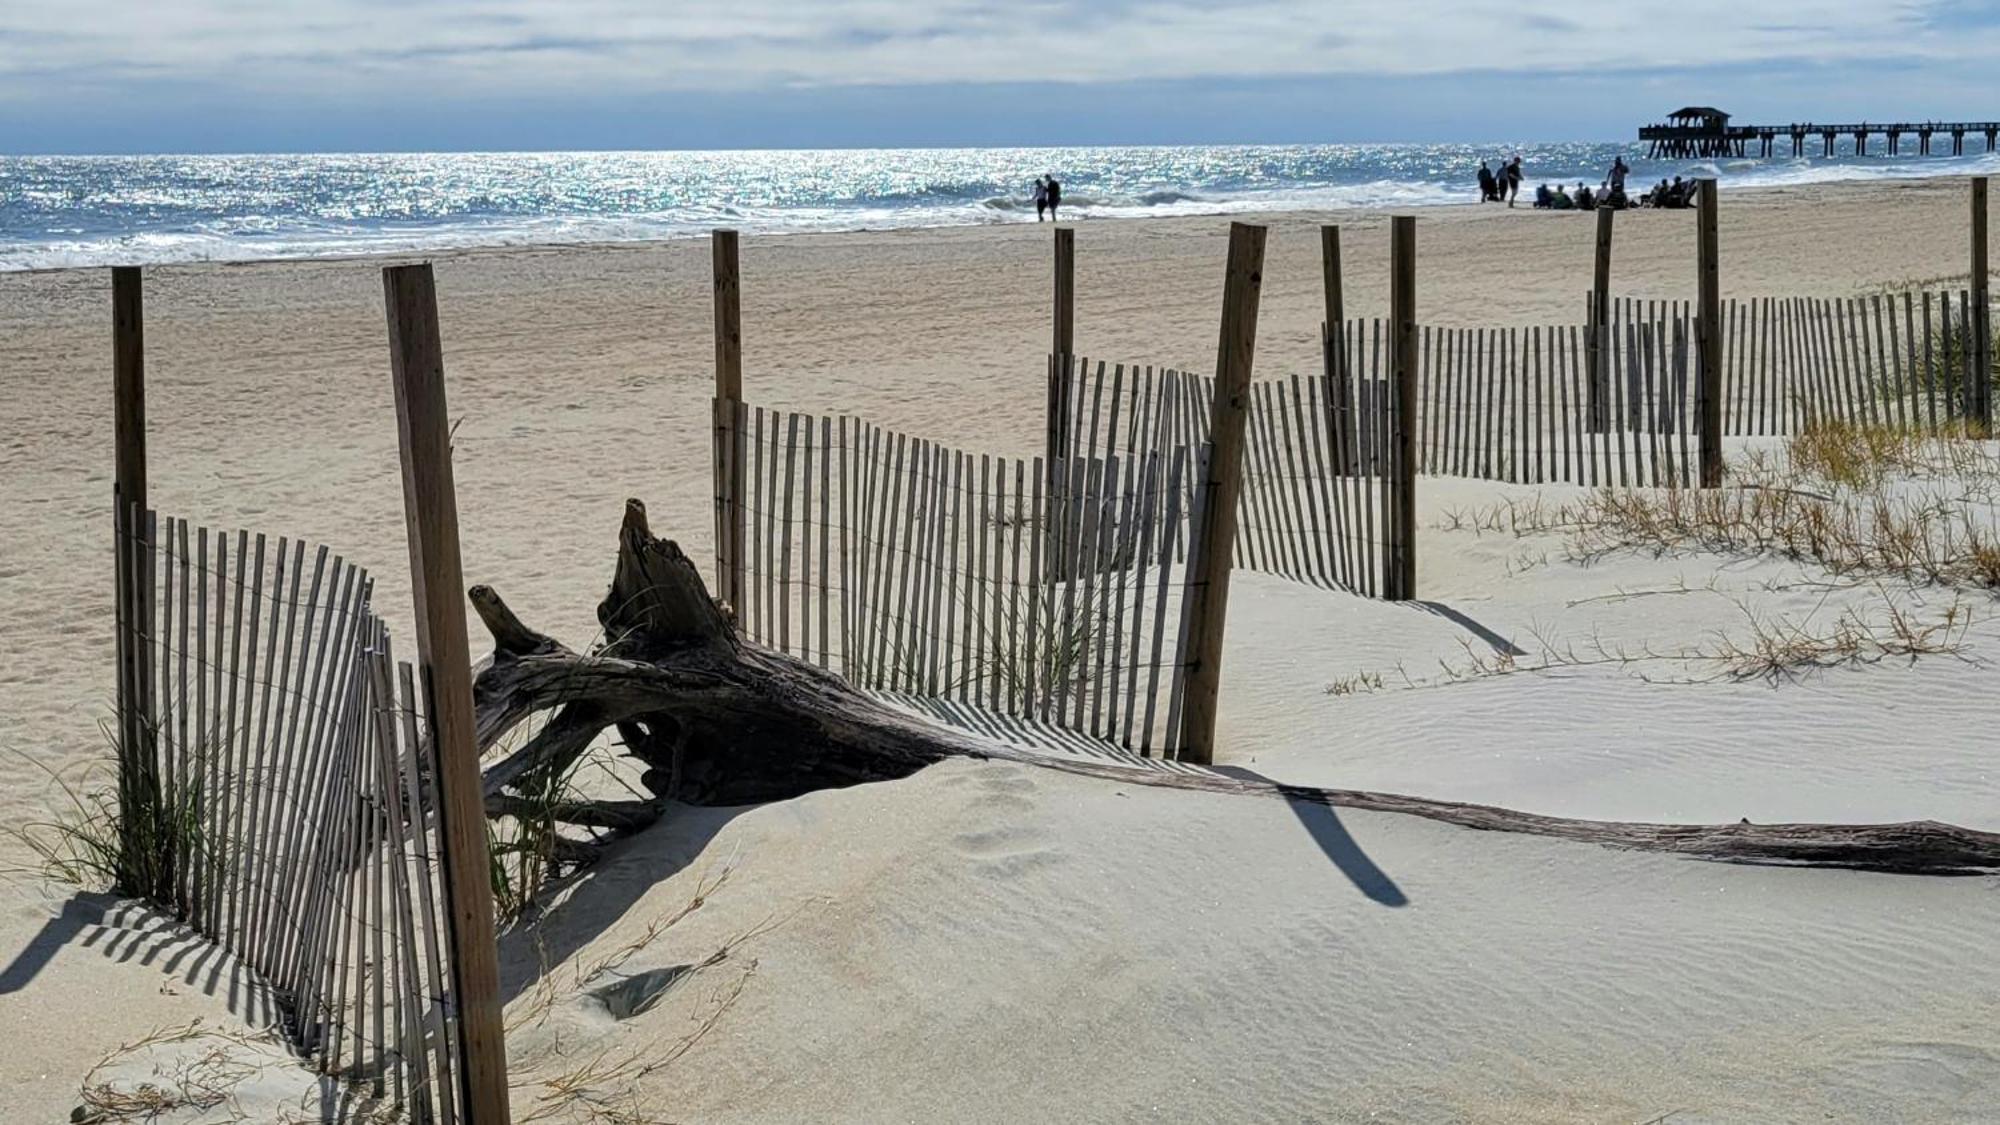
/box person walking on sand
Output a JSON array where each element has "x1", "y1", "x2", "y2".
[
  {"x1": 1505, "y1": 156, "x2": 1523, "y2": 207},
  {"x1": 1046, "y1": 175, "x2": 1063, "y2": 222},
  {"x1": 1034, "y1": 177, "x2": 1049, "y2": 222}
]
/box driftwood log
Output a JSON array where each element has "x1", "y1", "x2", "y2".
[{"x1": 467, "y1": 499, "x2": 2000, "y2": 877}]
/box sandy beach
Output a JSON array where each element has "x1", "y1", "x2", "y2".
[{"x1": 3, "y1": 174, "x2": 1998, "y2": 1122}]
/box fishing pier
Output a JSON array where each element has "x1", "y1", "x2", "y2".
[{"x1": 1641, "y1": 106, "x2": 2000, "y2": 159}]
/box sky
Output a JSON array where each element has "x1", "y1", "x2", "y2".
[{"x1": 4, "y1": 1, "x2": 2000, "y2": 153}]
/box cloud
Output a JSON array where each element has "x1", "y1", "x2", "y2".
[{"x1": 2, "y1": 0, "x2": 1993, "y2": 104}]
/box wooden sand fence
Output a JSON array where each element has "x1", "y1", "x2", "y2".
[
  {"x1": 710, "y1": 221, "x2": 1277, "y2": 764},
  {"x1": 108, "y1": 263, "x2": 509, "y2": 1123},
  {"x1": 1047, "y1": 345, "x2": 1414, "y2": 599},
  {"x1": 1420, "y1": 303, "x2": 1701, "y2": 488},
  {"x1": 112, "y1": 503, "x2": 468, "y2": 1122},
  {"x1": 1709, "y1": 290, "x2": 1994, "y2": 436},
  {"x1": 1406, "y1": 286, "x2": 1994, "y2": 492},
  {"x1": 714, "y1": 400, "x2": 1206, "y2": 758}
]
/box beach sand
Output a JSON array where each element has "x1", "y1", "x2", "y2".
[{"x1": 2, "y1": 174, "x2": 1997, "y2": 1121}]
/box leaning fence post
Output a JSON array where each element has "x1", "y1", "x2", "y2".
[
  {"x1": 713, "y1": 230, "x2": 746, "y2": 612},
  {"x1": 1179, "y1": 222, "x2": 1267, "y2": 765},
  {"x1": 382, "y1": 263, "x2": 513, "y2": 1125},
  {"x1": 1589, "y1": 207, "x2": 1614, "y2": 433},
  {"x1": 1973, "y1": 177, "x2": 1991, "y2": 429},
  {"x1": 1390, "y1": 217, "x2": 1419, "y2": 600},
  {"x1": 112, "y1": 265, "x2": 159, "y2": 896},
  {"x1": 1697, "y1": 179, "x2": 1724, "y2": 487}
]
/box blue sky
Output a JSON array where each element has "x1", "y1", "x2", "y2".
[{"x1": 4, "y1": 1, "x2": 1998, "y2": 153}]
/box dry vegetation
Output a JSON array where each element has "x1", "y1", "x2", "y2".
[
  {"x1": 72, "y1": 1021, "x2": 299, "y2": 1125},
  {"x1": 1325, "y1": 585, "x2": 1979, "y2": 696},
  {"x1": 1439, "y1": 420, "x2": 2000, "y2": 591},
  {"x1": 1332, "y1": 420, "x2": 2000, "y2": 696}
]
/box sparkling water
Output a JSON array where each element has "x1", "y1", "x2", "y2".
[{"x1": 5, "y1": 142, "x2": 1997, "y2": 270}]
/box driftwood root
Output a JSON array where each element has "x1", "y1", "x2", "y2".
[{"x1": 465, "y1": 500, "x2": 2000, "y2": 877}]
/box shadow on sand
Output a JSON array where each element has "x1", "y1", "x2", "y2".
[
  {"x1": 0, "y1": 890, "x2": 284, "y2": 1026},
  {"x1": 1215, "y1": 766, "x2": 1409, "y2": 908},
  {"x1": 496, "y1": 802, "x2": 751, "y2": 1004},
  {"x1": 1412, "y1": 600, "x2": 1528, "y2": 658}
]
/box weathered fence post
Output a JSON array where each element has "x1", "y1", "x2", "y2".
[
  {"x1": 1180, "y1": 222, "x2": 1267, "y2": 765},
  {"x1": 713, "y1": 230, "x2": 746, "y2": 612},
  {"x1": 1321, "y1": 225, "x2": 1344, "y2": 331},
  {"x1": 1697, "y1": 179, "x2": 1724, "y2": 486},
  {"x1": 1047, "y1": 227, "x2": 1076, "y2": 468},
  {"x1": 1053, "y1": 226, "x2": 1075, "y2": 366},
  {"x1": 1973, "y1": 176, "x2": 1992, "y2": 429},
  {"x1": 1588, "y1": 207, "x2": 1614, "y2": 432},
  {"x1": 111, "y1": 265, "x2": 159, "y2": 896},
  {"x1": 1389, "y1": 217, "x2": 1419, "y2": 600},
  {"x1": 1322, "y1": 224, "x2": 1357, "y2": 474},
  {"x1": 1045, "y1": 227, "x2": 1078, "y2": 580},
  {"x1": 383, "y1": 263, "x2": 513, "y2": 1125}
]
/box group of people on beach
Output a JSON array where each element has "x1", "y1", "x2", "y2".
[
  {"x1": 1477, "y1": 157, "x2": 1524, "y2": 205},
  {"x1": 1033, "y1": 175, "x2": 1064, "y2": 221},
  {"x1": 1486, "y1": 156, "x2": 1698, "y2": 213},
  {"x1": 1634, "y1": 176, "x2": 1700, "y2": 209},
  {"x1": 1519, "y1": 156, "x2": 1633, "y2": 211}
]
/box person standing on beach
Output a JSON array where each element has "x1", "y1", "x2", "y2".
[
  {"x1": 1046, "y1": 175, "x2": 1063, "y2": 221},
  {"x1": 1505, "y1": 157, "x2": 1523, "y2": 207},
  {"x1": 1034, "y1": 177, "x2": 1049, "y2": 222}
]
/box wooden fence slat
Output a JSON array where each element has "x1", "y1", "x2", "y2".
[
  {"x1": 256, "y1": 542, "x2": 326, "y2": 974},
  {"x1": 991, "y1": 456, "x2": 1012, "y2": 715},
  {"x1": 930, "y1": 443, "x2": 953, "y2": 696},
  {"x1": 1008, "y1": 458, "x2": 1028, "y2": 718},
  {"x1": 1086, "y1": 456, "x2": 1117, "y2": 733},
  {"x1": 780, "y1": 414, "x2": 799, "y2": 654},
  {"x1": 1285, "y1": 375, "x2": 1331, "y2": 585},
  {"x1": 1119, "y1": 451, "x2": 1157, "y2": 747},
  {"x1": 1024, "y1": 456, "x2": 1044, "y2": 722},
  {"x1": 839, "y1": 417, "x2": 853, "y2": 677},
  {"x1": 819, "y1": 416, "x2": 832, "y2": 668},
  {"x1": 801, "y1": 416, "x2": 815, "y2": 661},
  {"x1": 1153, "y1": 449, "x2": 1192, "y2": 757},
  {"x1": 1355, "y1": 328, "x2": 1379, "y2": 596},
  {"x1": 282, "y1": 562, "x2": 367, "y2": 1045},
  {"x1": 1306, "y1": 373, "x2": 1351, "y2": 591},
  {"x1": 396, "y1": 661, "x2": 460, "y2": 1125},
  {"x1": 943, "y1": 450, "x2": 966, "y2": 699},
  {"x1": 192, "y1": 527, "x2": 212, "y2": 921},
  {"x1": 864, "y1": 429, "x2": 900, "y2": 686},
  {"x1": 893, "y1": 439, "x2": 928, "y2": 693}
]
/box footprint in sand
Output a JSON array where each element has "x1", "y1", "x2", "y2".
[{"x1": 949, "y1": 822, "x2": 1063, "y2": 878}]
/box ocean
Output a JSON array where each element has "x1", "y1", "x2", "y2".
[{"x1": 5, "y1": 141, "x2": 1998, "y2": 271}]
